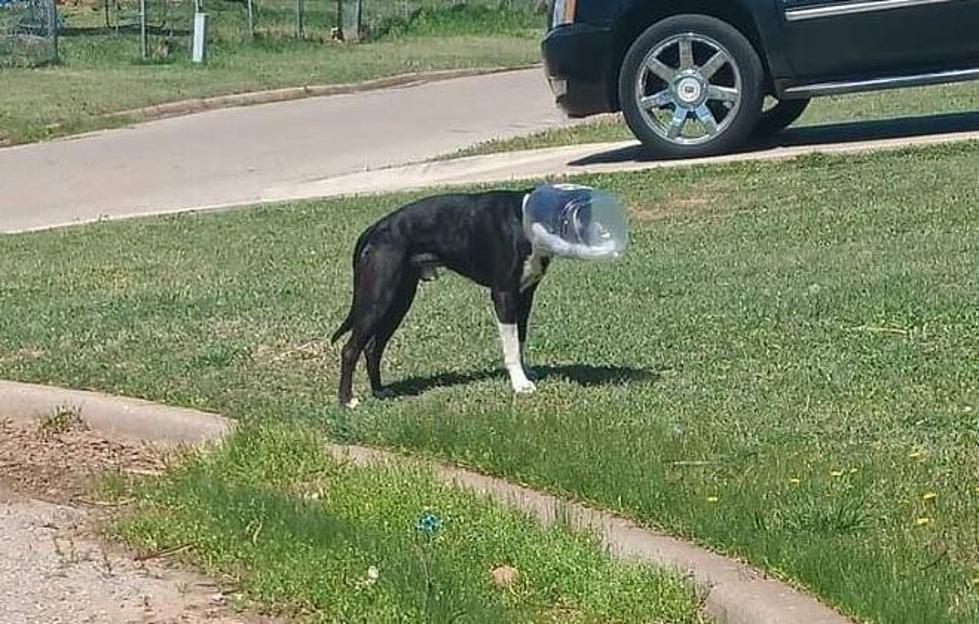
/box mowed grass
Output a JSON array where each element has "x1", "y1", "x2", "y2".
[
  {"x1": 1, "y1": 142, "x2": 978, "y2": 622},
  {"x1": 449, "y1": 81, "x2": 979, "y2": 157},
  {"x1": 0, "y1": 5, "x2": 542, "y2": 145},
  {"x1": 109, "y1": 424, "x2": 704, "y2": 622}
]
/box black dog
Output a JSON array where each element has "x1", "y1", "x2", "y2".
[{"x1": 331, "y1": 189, "x2": 550, "y2": 407}]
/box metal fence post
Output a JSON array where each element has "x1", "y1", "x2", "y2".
[
  {"x1": 192, "y1": 10, "x2": 208, "y2": 62},
  {"x1": 246, "y1": 0, "x2": 254, "y2": 37},
  {"x1": 139, "y1": 0, "x2": 147, "y2": 59},
  {"x1": 354, "y1": 0, "x2": 361, "y2": 39},
  {"x1": 44, "y1": 0, "x2": 59, "y2": 63},
  {"x1": 294, "y1": 0, "x2": 304, "y2": 37},
  {"x1": 334, "y1": 0, "x2": 343, "y2": 39}
]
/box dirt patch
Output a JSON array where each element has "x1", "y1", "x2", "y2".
[
  {"x1": 0, "y1": 347, "x2": 46, "y2": 367},
  {"x1": 0, "y1": 491, "x2": 277, "y2": 624},
  {"x1": 0, "y1": 416, "x2": 166, "y2": 504},
  {"x1": 0, "y1": 418, "x2": 280, "y2": 624},
  {"x1": 631, "y1": 194, "x2": 714, "y2": 222}
]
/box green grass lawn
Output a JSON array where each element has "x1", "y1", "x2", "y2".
[
  {"x1": 0, "y1": 4, "x2": 542, "y2": 145},
  {"x1": 449, "y1": 81, "x2": 979, "y2": 158},
  {"x1": 108, "y1": 424, "x2": 704, "y2": 622},
  {"x1": 1, "y1": 142, "x2": 978, "y2": 622}
]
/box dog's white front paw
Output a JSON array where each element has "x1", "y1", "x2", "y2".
[
  {"x1": 345, "y1": 397, "x2": 360, "y2": 409},
  {"x1": 511, "y1": 378, "x2": 537, "y2": 394}
]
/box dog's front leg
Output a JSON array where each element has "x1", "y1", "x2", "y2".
[
  {"x1": 492, "y1": 289, "x2": 536, "y2": 394},
  {"x1": 517, "y1": 284, "x2": 538, "y2": 381}
]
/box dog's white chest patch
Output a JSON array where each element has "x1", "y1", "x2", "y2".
[
  {"x1": 520, "y1": 245, "x2": 545, "y2": 291},
  {"x1": 520, "y1": 193, "x2": 546, "y2": 291}
]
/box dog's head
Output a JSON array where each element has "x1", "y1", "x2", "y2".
[
  {"x1": 524, "y1": 183, "x2": 593, "y2": 244},
  {"x1": 556, "y1": 197, "x2": 594, "y2": 246},
  {"x1": 523, "y1": 183, "x2": 628, "y2": 261}
]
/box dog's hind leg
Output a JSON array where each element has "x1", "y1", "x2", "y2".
[
  {"x1": 339, "y1": 332, "x2": 370, "y2": 408},
  {"x1": 365, "y1": 272, "x2": 419, "y2": 399},
  {"x1": 491, "y1": 288, "x2": 536, "y2": 394},
  {"x1": 338, "y1": 244, "x2": 405, "y2": 407}
]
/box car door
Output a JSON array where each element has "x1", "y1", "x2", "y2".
[{"x1": 780, "y1": 0, "x2": 979, "y2": 82}]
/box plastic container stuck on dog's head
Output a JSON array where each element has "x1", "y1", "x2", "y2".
[{"x1": 522, "y1": 183, "x2": 629, "y2": 260}]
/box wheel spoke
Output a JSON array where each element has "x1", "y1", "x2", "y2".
[
  {"x1": 699, "y1": 51, "x2": 727, "y2": 79},
  {"x1": 694, "y1": 104, "x2": 718, "y2": 135},
  {"x1": 640, "y1": 89, "x2": 673, "y2": 110},
  {"x1": 707, "y1": 85, "x2": 738, "y2": 102},
  {"x1": 645, "y1": 57, "x2": 676, "y2": 82},
  {"x1": 678, "y1": 36, "x2": 694, "y2": 70},
  {"x1": 666, "y1": 107, "x2": 688, "y2": 139}
]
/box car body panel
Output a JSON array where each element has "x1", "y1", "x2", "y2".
[{"x1": 542, "y1": 0, "x2": 979, "y2": 115}]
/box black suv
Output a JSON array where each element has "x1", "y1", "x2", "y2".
[{"x1": 541, "y1": 0, "x2": 979, "y2": 158}]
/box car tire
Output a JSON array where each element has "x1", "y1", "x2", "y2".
[
  {"x1": 618, "y1": 14, "x2": 764, "y2": 159},
  {"x1": 754, "y1": 97, "x2": 810, "y2": 138}
]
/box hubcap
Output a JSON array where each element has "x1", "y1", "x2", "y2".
[
  {"x1": 634, "y1": 33, "x2": 743, "y2": 146},
  {"x1": 674, "y1": 75, "x2": 704, "y2": 105}
]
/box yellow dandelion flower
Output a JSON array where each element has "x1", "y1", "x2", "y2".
[
  {"x1": 788, "y1": 477, "x2": 802, "y2": 485},
  {"x1": 830, "y1": 470, "x2": 845, "y2": 478},
  {"x1": 706, "y1": 496, "x2": 719, "y2": 503},
  {"x1": 922, "y1": 492, "x2": 938, "y2": 502},
  {"x1": 914, "y1": 517, "x2": 932, "y2": 527}
]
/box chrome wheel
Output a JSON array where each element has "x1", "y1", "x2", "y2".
[{"x1": 633, "y1": 33, "x2": 742, "y2": 146}]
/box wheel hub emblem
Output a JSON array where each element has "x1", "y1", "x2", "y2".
[{"x1": 675, "y1": 76, "x2": 703, "y2": 104}]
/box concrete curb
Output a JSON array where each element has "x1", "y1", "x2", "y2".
[
  {"x1": 0, "y1": 380, "x2": 231, "y2": 446},
  {"x1": 0, "y1": 378, "x2": 851, "y2": 624},
  {"x1": 106, "y1": 65, "x2": 539, "y2": 126}
]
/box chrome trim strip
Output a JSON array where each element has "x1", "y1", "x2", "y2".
[
  {"x1": 785, "y1": 0, "x2": 957, "y2": 21},
  {"x1": 783, "y1": 67, "x2": 979, "y2": 97}
]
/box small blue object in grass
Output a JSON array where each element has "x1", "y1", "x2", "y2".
[
  {"x1": 415, "y1": 511, "x2": 442, "y2": 534},
  {"x1": 523, "y1": 183, "x2": 630, "y2": 261}
]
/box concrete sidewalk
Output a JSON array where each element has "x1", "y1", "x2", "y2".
[
  {"x1": 0, "y1": 489, "x2": 269, "y2": 624},
  {"x1": 262, "y1": 113, "x2": 979, "y2": 202}
]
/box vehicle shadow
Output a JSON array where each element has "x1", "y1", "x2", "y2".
[
  {"x1": 381, "y1": 363, "x2": 661, "y2": 399},
  {"x1": 569, "y1": 110, "x2": 979, "y2": 166}
]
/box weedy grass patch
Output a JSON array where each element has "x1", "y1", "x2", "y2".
[{"x1": 112, "y1": 424, "x2": 705, "y2": 622}]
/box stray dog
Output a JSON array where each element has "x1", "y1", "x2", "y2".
[{"x1": 330, "y1": 189, "x2": 552, "y2": 407}]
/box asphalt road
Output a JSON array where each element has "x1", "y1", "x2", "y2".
[
  {"x1": 0, "y1": 68, "x2": 567, "y2": 233},
  {"x1": 3, "y1": 67, "x2": 978, "y2": 234}
]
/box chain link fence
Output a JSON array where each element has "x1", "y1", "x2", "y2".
[
  {"x1": 2, "y1": 0, "x2": 541, "y2": 66},
  {"x1": 0, "y1": 0, "x2": 58, "y2": 66},
  {"x1": 338, "y1": 0, "x2": 541, "y2": 42}
]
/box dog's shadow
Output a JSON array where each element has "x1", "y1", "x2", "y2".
[{"x1": 382, "y1": 363, "x2": 661, "y2": 399}]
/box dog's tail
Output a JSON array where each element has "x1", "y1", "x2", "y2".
[
  {"x1": 330, "y1": 312, "x2": 354, "y2": 344},
  {"x1": 331, "y1": 228, "x2": 374, "y2": 344}
]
